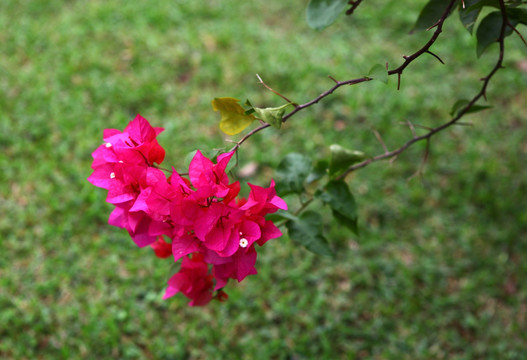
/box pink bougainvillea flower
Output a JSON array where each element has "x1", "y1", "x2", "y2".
[
  {"x1": 102, "y1": 114, "x2": 166, "y2": 166},
  {"x1": 89, "y1": 115, "x2": 290, "y2": 306},
  {"x1": 150, "y1": 236, "x2": 173, "y2": 258},
  {"x1": 188, "y1": 150, "x2": 236, "y2": 200},
  {"x1": 163, "y1": 253, "x2": 214, "y2": 306},
  {"x1": 212, "y1": 245, "x2": 258, "y2": 290},
  {"x1": 241, "y1": 180, "x2": 288, "y2": 216}
]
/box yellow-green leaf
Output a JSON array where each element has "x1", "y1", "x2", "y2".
[
  {"x1": 254, "y1": 103, "x2": 293, "y2": 129},
  {"x1": 212, "y1": 97, "x2": 255, "y2": 135}
]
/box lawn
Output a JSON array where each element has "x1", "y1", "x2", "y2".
[{"x1": 1, "y1": 0, "x2": 527, "y2": 359}]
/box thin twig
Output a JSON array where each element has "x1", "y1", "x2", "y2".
[
  {"x1": 408, "y1": 138, "x2": 430, "y2": 181},
  {"x1": 336, "y1": 0, "x2": 509, "y2": 179},
  {"x1": 328, "y1": 75, "x2": 339, "y2": 84},
  {"x1": 509, "y1": 22, "x2": 527, "y2": 48},
  {"x1": 399, "y1": 120, "x2": 417, "y2": 138},
  {"x1": 372, "y1": 129, "x2": 389, "y2": 153},
  {"x1": 426, "y1": 50, "x2": 445, "y2": 64},
  {"x1": 346, "y1": 0, "x2": 364, "y2": 15},
  {"x1": 256, "y1": 74, "x2": 294, "y2": 104}
]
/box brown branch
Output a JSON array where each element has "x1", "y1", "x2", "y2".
[
  {"x1": 336, "y1": 0, "x2": 509, "y2": 179},
  {"x1": 228, "y1": 123, "x2": 270, "y2": 153},
  {"x1": 346, "y1": 0, "x2": 364, "y2": 15},
  {"x1": 282, "y1": 0, "x2": 456, "y2": 123}
]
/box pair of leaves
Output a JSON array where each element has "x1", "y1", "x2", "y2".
[
  {"x1": 286, "y1": 211, "x2": 333, "y2": 256},
  {"x1": 306, "y1": 0, "x2": 348, "y2": 30},
  {"x1": 275, "y1": 146, "x2": 365, "y2": 195},
  {"x1": 212, "y1": 97, "x2": 291, "y2": 135},
  {"x1": 283, "y1": 180, "x2": 358, "y2": 257}
]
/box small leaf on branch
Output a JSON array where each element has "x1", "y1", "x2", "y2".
[
  {"x1": 184, "y1": 150, "x2": 198, "y2": 168},
  {"x1": 465, "y1": 0, "x2": 499, "y2": 12},
  {"x1": 212, "y1": 97, "x2": 255, "y2": 135},
  {"x1": 450, "y1": 99, "x2": 492, "y2": 117},
  {"x1": 253, "y1": 103, "x2": 293, "y2": 129},
  {"x1": 317, "y1": 180, "x2": 358, "y2": 234},
  {"x1": 329, "y1": 144, "x2": 366, "y2": 178},
  {"x1": 306, "y1": 0, "x2": 348, "y2": 30},
  {"x1": 367, "y1": 64, "x2": 388, "y2": 84},
  {"x1": 275, "y1": 153, "x2": 312, "y2": 195},
  {"x1": 266, "y1": 210, "x2": 299, "y2": 223},
  {"x1": 286, "y1": 211, "x2": 333, "y2": 256},
  {"x1": 476, "y1": 11, "x2": 516, "y2": 57},
  {"x1": 458, "y1": 0, "x2": 481, "y2": 34},
  {"x1": 413, "y1": 0, "x2": 452, "y2": 32},
  {"x1": 507, "y1": 8, "x2": 527, "y2": 26}
]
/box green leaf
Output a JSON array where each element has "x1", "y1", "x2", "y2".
[
  {"x1": 306, "y1": 159, "x2": 329, "y2": 184},
  {"x1": 184, "y1": 150, "x2": 198, "y2": 168},
  {"x1": 266, "y1": 210, "x2": 298, "y2": 223},
  {"x1": 212, "y1": 97, "x2": 255, "y2": 135},
  {"x1": 475, "y1": 11, "x2": 515, "y2": 57},
  {"x1": 413, "y1": 0, "x2": 452, "y2": 32},
  {"x1": 465, "y1": 0, "x2": 499, "y2": 12},
  {"x1": 253, "y1": 103, "x2": 292, "y2": 129},
  {"x1": 450, "y1": 99, "x2": 492, "y2": 117},
  {"x1": 507, "y1": 8, "x2": 527, "y2": 26},
  {"x1": 328, "y1": 144, "x2": 366, "y2": 178},
  {"x1": 286, "y1": 211, "x2": 333, "y2": 256},
  {"x1": 275, "y1": 153, "x2": 312, "y2": 195},
  {"x1": 306, "y1": 0, "x2": 348, "y2": 30},
  {"x1": 318, "y1": 180, "x2": 358, "y2": 234},
  {"x1": 367, "y1": 63, "x2": 388, "y2": 84},
  {"x1": 458, "y1": 0, "x2": 481, "y2": 34}
]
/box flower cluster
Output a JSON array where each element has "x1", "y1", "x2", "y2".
[{"x1": 88, "y1": 115, "x2": 287, "y2": 306}]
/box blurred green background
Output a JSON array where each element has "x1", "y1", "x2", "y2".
[{"x1": 1, "y1": 0, "x2": 527, "y2": 358}]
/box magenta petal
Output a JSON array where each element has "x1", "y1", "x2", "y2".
[
  {"x1": 108, "y1": 206, "x2": 127, "y2": 229},
  {"x1": 216, "y1": 230, "x2": 240, "y2": 257},
  {"x1": 172, "y1": 236, "x2": 202, "y2": 262},
  {"x1": 215, "y1": 151, "x2": 235, "y2": 177},
  {"x1": 126, "y1": 114, "x2": 157, "y2": 143},
  {"x1": 204, "y1": 225, "x2": 232, "y2": 252},
  {"x1": 270, "y1": 195, "x2": 288, "y2": 210},
  {"x1": 194, "y1": 207, "x2": 221, "y2": 241},
  {"x1": 257, "y1": 220, "x2": 283, "y2": 246},
  {"x1": 129, "y1": 188, "x2": 151, "y2": 213},
  {"x1": 103, "y1": 128, "x2": 122, "y2": 140},
  {"x1": 189, "y1": 150, "x2": 213, "y2": 188},
  {"x1": 88, "y1": 164, "x2": 114, "y2": 189},
  {"x1": 234, "y1": 246, "x2": 258, "y2": 282}
]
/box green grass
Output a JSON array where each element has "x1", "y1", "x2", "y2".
[{"x1": 1, "y1": 0, "x2": 527, "y2": 358}]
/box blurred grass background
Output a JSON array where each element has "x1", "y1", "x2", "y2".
[{"x1": 1, "y1": 0, "x2": 527, "y2": 358}]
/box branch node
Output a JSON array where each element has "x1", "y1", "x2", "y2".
[{"x1": 328, "y1": 75, "x2": 339, "y2": 84}]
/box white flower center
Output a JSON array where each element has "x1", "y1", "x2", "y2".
[
  {"x1": 110, "y1": 172, "x2": 115, "y2": 179},
  {"x1": 105, "y1": 142, "x2": 112, "y2": 148},
  {"x1": 239, "y1": 238, "x2": 248, "y2": 248}
]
